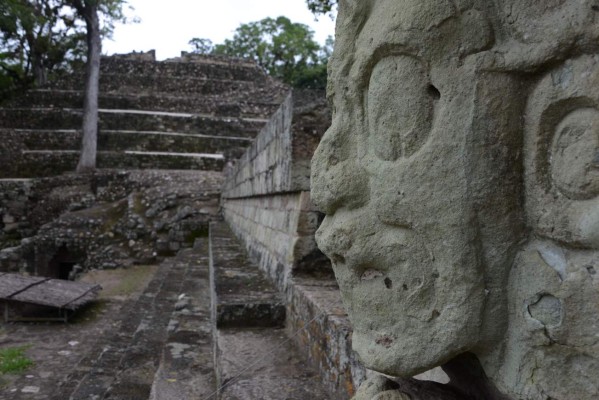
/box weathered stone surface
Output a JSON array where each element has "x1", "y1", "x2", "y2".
[
  {"x1": 0, "y1": 170, "x2": 222, "y2": 277},
  {"x1": 7, "y1": 89, "x2": 282, "y2": 117},
  {"x1": 149, "y1": 239, "x2": 216, "y2": 400},
  {"x1": 222, "y1": 90, "x2": 330, "y2": 198},
  {"x1": 288, "y1": 276, "x2": 366, "y2": 398},
  {"x1": 311, "y1": 1, "x2": 599, "y2": 399},
  {"x1": 210, "y1": 221, "x2": 285, "y2": 328},
  {"x1": 50, "y1": 239, "x2": 212, "y2": 400},
  {"x1": 0, "y1": 53, "x2": 289, "y2": 179},
  {"x1": 0, "y1": 109, "x2": 265, "y2": 136},
  {"x1": 221, "y1": 89, "x2": 332, "y2": 297},
  {"x1": 215, "y1": 328, "x2": 330, "y2": 400},
  {"x1": 222, "y1": 192, "x2": 327, "y2": 290}
]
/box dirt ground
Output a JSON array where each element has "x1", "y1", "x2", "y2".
[{"x1": 0, "y1": 265, "x2": 158, "y2": 400}]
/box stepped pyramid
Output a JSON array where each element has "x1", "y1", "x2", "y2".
[{"x1": 0, "y1": 51, "x2": 288, "y2": 178}]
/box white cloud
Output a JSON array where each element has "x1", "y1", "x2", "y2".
[{"x1": 103, "y1": 0, "x2": 336, "y2": 60}]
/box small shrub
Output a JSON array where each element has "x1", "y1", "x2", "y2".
[{"x1": 0, "y1": 346, "x2": 33, "y2": 374}]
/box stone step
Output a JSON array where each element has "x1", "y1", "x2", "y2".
[
  {"x1": 287, "y1": 277, "x2": 366, "y2": 398},
  {"x1": 209, "y1": 221, "x2": 329, "y2": 399},
  {"x1": 209, "y1": 221, "x2": 285, "y2": 329},
  {"x1": 0, "y1": 150, "x2": 225, "y2": 178},
  {"x1": 149, "y1": 238, "x2": 216, "y2": 400},
  {"x1": 214, "y1": 327, "x2": 330, "y2": 400},
  {"x1": 6, "y1": 89, "x2": 284, "y2": 118},
  {"x1": 105, "y1": 253, "x2": 200, "y2": 399},
  {"x1": 53, "y1": 261, "x2": 172, "y2": 399},
  {"x1": 55, "y1": 243, "x2": 212, "y2": 400},
  {"x1": 97, "y1": 56, "x2": 267, "y2": 82},
  {"x1": 0, "y1": 128, "x2": 251, "y2": 157},
  {"x1": 0, "y1": 108, "x2": 266, "y2": 138},
  {"x1": 47, "y1": 73, "x2": 262, "y2": 96}
]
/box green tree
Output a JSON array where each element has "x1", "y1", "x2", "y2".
[
  {"x1": 190, "y1": 16, "x2": 331, "y2": 89},
  {"x1": 188, "y1": 37, "x2": 213, "y2": 54},
  {"x1": 0, "y1": 0, "x2": 83, "y2": 95},
  {"x1": 0, "y1": 0, "x2": 127, "y2": 99},
  {"x1": 305, "y1": 0, "x2": 337, "y2": 17}
]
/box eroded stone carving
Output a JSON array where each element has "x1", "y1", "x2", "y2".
[{"x1": 311, "y1": 0, "x2": 599, "y2": 398}]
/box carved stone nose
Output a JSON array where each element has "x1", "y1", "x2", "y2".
[{"x1": 311, "y1": 126, "x2": 370, "y2": 214}]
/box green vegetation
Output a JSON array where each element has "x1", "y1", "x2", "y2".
[
  {"x1": 189, "y1": 16, "x2": 332, "y2": 89},
  {"x1": 0, "y1": 346, "x2": 33, "y2": 374},
  {"x1": 93, "y1": 265, "x2": 158, "y2": 298},
  {"x1": 0, "y1": 0, "x2": 130, "y2": 101},
  {"x1": 305, "y1": 0, "x2": 337, "y2": 17}
]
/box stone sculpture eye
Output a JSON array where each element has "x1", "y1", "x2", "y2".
[
  {"x1": 367, "y1": 55, "x2": 437, "y2": 161},
  {"x1": 551, "y1": 108, "x2": 599, "y2": 200}
]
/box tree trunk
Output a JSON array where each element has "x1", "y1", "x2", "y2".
[
  {"x1": 76, "y1": 1, "x2": 101, "y2": 173},
  {"x1": 32, "y1": 56, "x2": 47, "y2": 86}
]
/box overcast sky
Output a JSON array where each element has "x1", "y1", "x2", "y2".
[{"x1": 102, "y1": 0, "x2": 336, "y2": 60}]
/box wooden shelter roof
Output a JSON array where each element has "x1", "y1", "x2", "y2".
[{"x1": 0, "y1": 273, "x2": 101, "y2": 310}]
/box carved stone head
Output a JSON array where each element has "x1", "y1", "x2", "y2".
[{"x1": 311, "y1": 0, "x2": 599, "y2": 398}]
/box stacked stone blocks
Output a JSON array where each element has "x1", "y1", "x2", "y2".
[{"x1": 0, "y1": 51, "x2": 288, "y2": 178}]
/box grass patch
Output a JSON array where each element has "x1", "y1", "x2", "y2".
[
  {"x1": 100, "y1": 265, "x2": 158, "y2": 298},
  {"x1": 0, "y1": 346, "x2": 33, "y2": 374},
  {"x1": 80, "y1": 265, "x2": 158, "y2": 300}
]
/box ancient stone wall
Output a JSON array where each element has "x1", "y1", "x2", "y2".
[
  {"x1": 222, "y1": 192, "x2": 320, "y2": 288},
  {"x1": 0, "y1": 170, "x2": 222, "y2": 277},
  {"x1": 222, "y1": 90, "x2": 331, "y2": 289},
  {"x1": 221, "y1": 89, "x2": 369, "y2": 397},
  {"x1": 0, "y1": 53, "x2": 288, "y2": 178}
]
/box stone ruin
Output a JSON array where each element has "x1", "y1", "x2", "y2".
[
  {"x1": 0, "y1": 1, "x2": 597, "y2": 396},
  {"x1": 0, "y1": 50, "x2": 359, "y2": 399},
  {"x1": 0, "y1": 50, "x2": 288, "y2": 276},
  {"x1": 311, "y1": 0, "x2": 599, "y2": 399}
]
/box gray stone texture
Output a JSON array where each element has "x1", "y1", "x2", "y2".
[
  {"x1": 0, "y1": 170, "x2": 222, "y2": 277},
  {"x1": 221, "y1": 89, "x2": 365, "y2": 397},
  {"x1": 222, "y1": 192, "x2": 322, "y2": 290},
  {"x1": 287, "y1": 276, "x2": 367, "y2": 398},
  {"x1": 222, "y1": 89, "x2": 331, "y2": 290},
  {"x1": 311, "y1": 1, "x2": 599, "y2": 399},
  {"x1": 0, "y1": 53, "x2": 288, "y2": 178},
  {"x1": 215, "y1": 328, "x2": 330, "y2": 400},
  {"x1": 222, "y1": 90, "x2": 331, "y2": 198}
]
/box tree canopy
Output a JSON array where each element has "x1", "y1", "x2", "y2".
[
  {"x1": 0, "y1": 0, "x2": 128, "y2": 99},
  {"x1": 189, "y1": 16, "x2": 332, "y2": 89},
  {"x1": 305, "y1": 0, "x2": 337, "y2": 17}
]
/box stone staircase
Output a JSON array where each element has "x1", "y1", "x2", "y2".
[
  {"x1": 0, "y1": 54, "x2": 288, "y2": 179},
  {"x1": 46, "y1": 221, "x2": 329, "y2": 400},
  {"x1": 209, "y1": 222, "x2": 329, "y2": 399},
  {"x1": 0, "y1": 53, "x2": 347, "y2": 399}
]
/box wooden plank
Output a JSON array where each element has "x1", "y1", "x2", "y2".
[
  {"x1": 0, "y1": 274, "x2": 101, "y2": 310},
  {"x1": 61, "y1": 285, "x2": 102, "y2": 309},
  {"x1": 12, "y1": 279, "x2": 100, "y2": 309},
  {"x1": 0, "y1": 274, "x2": 47, "y2": 298}
]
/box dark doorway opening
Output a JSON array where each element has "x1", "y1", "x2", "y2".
[{"x1": 47, "y1": 246, "x2": 81, "y2": 280}]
